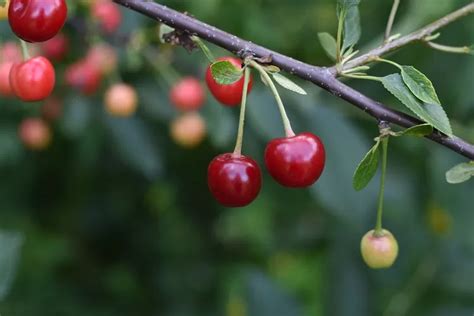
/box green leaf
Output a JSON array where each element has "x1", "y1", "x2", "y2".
[
  {"x1": 210, "y1": 60, "x2": 243, "y2": 85},
  {"x1": 159, "y1": 24, "x2": 175, "y2": 44},
  {"x1": 318, "y1": 32, "x2": 337, "y2": 61},
  {"x1": 272, "y1": 73, "x2": 307, "y2": 95},
  {"x1": 381, "y1": 73, "x2": 452, "y2": 136},
  {"x1": 342, "y1": 5, "x2": 361, "y2": 52},
  {"x1": 0, "y1": 0, "x2": 5, "y2": 7},
  {"x1": 353, "y1": 141, "x2": 380, "y2": 191},
  {"x1": 446, "y1": 162, "x2": 474, "y2": 184},
  {"x1": 401, "y1": 66, "x2": 441, "y2": 105},
  {"x1": 393, "y1": 123, "x2": 433, "y2": 137}
]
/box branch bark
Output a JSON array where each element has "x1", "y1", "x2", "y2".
[{"x1": 113, "y1": 0, "x2": 474, "y2": 160}]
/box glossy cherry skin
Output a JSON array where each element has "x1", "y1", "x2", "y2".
[
  {"x1": 170, "y1": 77, "x2": 206, "y2": 111},
  {"x1": 208, "y1": 153, "x2": 262, "y2": 207},
  {"x1": 265, "y1": 132, "x2": 325, "y2": 187},
  {"x1": 8, "y1": 0, "x2": 68, "y2": 43},
  {"x1": 360, "y1": 229, "x2": 399, "y2": 269},
  {"x1": 205, "y1": 57, "x2": 253, "y2": 106},
  {"x1": 10, "y1": 56, "x2": 55, "y2": 102}
]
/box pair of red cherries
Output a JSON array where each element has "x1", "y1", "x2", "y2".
[
  {"x1": 6, "y1": 0, "x2": 68, "y2": 101},
  {"x1": 206, "y1": 57, "x2": 326, "y2": 207}
]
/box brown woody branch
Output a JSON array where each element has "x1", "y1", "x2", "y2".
[{"x1": 113, "y1": 0, "x2": 474, "y2": 160}]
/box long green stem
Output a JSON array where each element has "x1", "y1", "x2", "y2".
[
  {"x1": 377, "y1": 57, "x2": 403, "y2": 70},
  {"x1": 20, "y1": 40, "x2": 30, "y2": 60},
  {"x1": 425, "y1": 41, "x2": 473, "y2": 54},
  {"x1": 374, "y1": 136, "x2": 389, "y2": 236},
  {"x1": 384, "y1": 0, "x2": 400, "y2": 43},
  {"x1": 342, "y1": 73, "x2": 383, "y2": 83},
  {"x1": 249, "y1": 60, "x2": 295, "y2": 137},
  {"x1": 233, "y1": 67, "x2": 251, "y2": 156}
]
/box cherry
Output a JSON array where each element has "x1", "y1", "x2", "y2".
[
  {"x1": 169, "y1": 77, "x2": 206, "y2": 111},
  {"x1": 205, "y1": 56, "x2": 253, "y2": 106},
  {"x1": 104, "y1": 83, "x2": 138, "y2": 117},
  {"x1": 0, "y1": 0, "x2": 9, "y2": 20},
  {"x1": 264, "y1": 132, "x2": 325, "y2": 187},
  {"x1": 18, "y1": 118, "x2": 51, "y2": 150},
  {"x1": 10, "y1": 56, "x2": 55, "y2": 102},
  {"x1": 360, "y1": 229, "x2": 399, "y2": 269},
  {"x1": 91, "y1": 0, "x2": 122, "y2": 34},
  {"x1": 0, "y1": 62, "x2": 14, "y2": 96},
  {"x1": 65, "y1": 60, "x2": 102, "y2": 95},
  {"x1": 41, "y1": 33, "x2": 69, "y2": 61},
  {"x1": 208, "y1": 153, "x2": 262, "y2": 207},
  {"x1": 8, "y1": 0, "x2": 68, "y2": 43},
  {"x1": 170, "y1": 112, "x2": 207, "y2": 148},
  {"x1": 86, "y1": 43, "x2": 118, "y2": 75}
]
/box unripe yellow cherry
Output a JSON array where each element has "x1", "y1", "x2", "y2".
[{"x1": 360, "y1": 229, "x2": 398, "y2": 269}]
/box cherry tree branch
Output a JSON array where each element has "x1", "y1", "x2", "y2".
[{"x1": 113, "y1": 0, "x2": 474, "y2": 160}]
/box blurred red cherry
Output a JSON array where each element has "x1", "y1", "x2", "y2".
[
  {"x1": 18, "y1": 118, "x2": 52, "y2": 150},
  {"x1": 41, "y1": 33, "x2": 69, "y2": 61},
  {"x1": 65, "y1": 60, "x2": 102, "y2": 95},
  {"x1": 91, "y1": 0, "x2": 122, "y2": 34}
]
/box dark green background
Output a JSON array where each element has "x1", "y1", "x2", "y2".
[{"x1": 0, "y1": 0, "x2": 473, "y2": 315}]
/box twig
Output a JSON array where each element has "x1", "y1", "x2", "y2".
[
  {"x1": 384, "y1": 0, "x2": 401, "y2": 43},
  {"x1": 112, "y1": 0, "x2": 474, "y2": 160},
  {"x1": 342, "y1": 2, "x2": 474, "y2": 70},
  {"x1": 425, "y1": 41, "x2": 473, "y2": 54}
]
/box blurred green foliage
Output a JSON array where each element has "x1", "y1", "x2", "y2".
[{"x1": 0, "y1": 0, "x2": 473, "y2": 315}]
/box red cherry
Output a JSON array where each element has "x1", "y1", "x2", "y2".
[
  {"x1": 169, "y1": 77, "x2": 206, "y2": 111},
  {"x1": 65, "y1": 60, "x2": 102, "y2": 95},
  {"x1": 8, "y1": 0, "x2": 68, "y2": 43},
  {"x1": 91, "y1": 0, "x2": 122, "y2": 34},
  {"x1": 86, "y1": 43, "x2": 118, "y2": 75},
  {"x1": 10, "y1": 56, "x2": 55, "y2": 102},
  {"x1": 264, "y1": 132, "x2": 325, "y2": 187},
  {"x1": 18, "y1": 117, "x2": 51, "y2": 150},
  {"x1": 41, "y1": 33, "x2": 69, "y2": 61},
  {"x1": 0, "y1": 62, "x2": 14, "y2": 96},
  {"x1": 208, "y1": 153, "x2": 262, "y2": 207},
  {"x1": 205, "y1": 56, "x2": 253, "y2": 106}
]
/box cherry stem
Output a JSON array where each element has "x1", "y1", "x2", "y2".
[
  {"x1": 249, "y1": 60, "x2": 295, "y2": 137},
  {"x1": 233, "y1": 67, "x2": 251, "y2": 156},
  {"x1": 374, "y1": 136, "x2": 389, "y2": 236},
  {"x1": 20, "y1": 40, "x2": 30, "y2": 60},
  {"x1": 191, "y1": 36, "x2": 215, "y2": 63}
]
